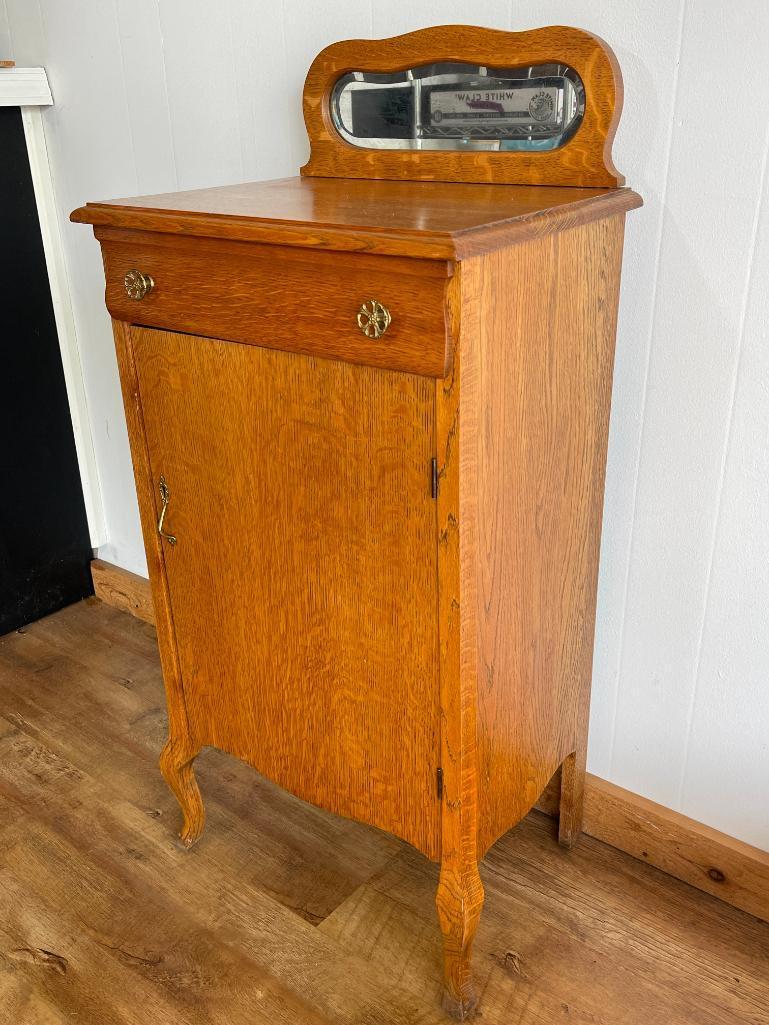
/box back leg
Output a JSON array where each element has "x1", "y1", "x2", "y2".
[{"x1": 558, "y1": 748, "x2": 586, "y2": 849}]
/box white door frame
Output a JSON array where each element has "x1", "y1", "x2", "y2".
[{"x1": 1, "y1": 67, "x2": 105, "y2": 547}]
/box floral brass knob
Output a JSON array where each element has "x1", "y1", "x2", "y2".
[
  {"x1": 356, "y1": 299, "x2": 392, "y2": 339},
  {"x1": 124, "y1": 269, "x2": 154, "y2": 301}
]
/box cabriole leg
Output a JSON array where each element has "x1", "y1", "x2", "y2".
[
  {"x1": 436, "y1": 859, "x2": 484, "y2": 1020},
  {"x1": 558, "y1": 748, "x2": 586, "y2": 849},
  {"x1": 159, "y1": 737, "x2": 205, "y2": 848}
]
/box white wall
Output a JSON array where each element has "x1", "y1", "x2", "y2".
[{"x1": 2, "y1": 0, "x2": 767, "y2": 851}]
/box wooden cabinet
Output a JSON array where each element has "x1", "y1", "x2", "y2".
[{"x1": 73, "y1": 25, "x2": 641, "y2": 1020}]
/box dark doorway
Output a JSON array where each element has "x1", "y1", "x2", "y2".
[{"x1": 0, "y1": 105, "x2": 93, "y2": 634}]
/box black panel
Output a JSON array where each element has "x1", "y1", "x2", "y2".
[{"x1": 0, "y1": 105, "x2": 93, "y2": 634}]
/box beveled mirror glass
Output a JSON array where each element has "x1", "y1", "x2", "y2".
[{"x1": 331, "y1": 62, "x2": 585, "y2": 152}]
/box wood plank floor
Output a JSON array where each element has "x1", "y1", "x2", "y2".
[{"x1": 1, "y1": 599, "x2": 767, "y2": 1025}]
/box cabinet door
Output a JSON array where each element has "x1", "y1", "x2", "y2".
[{"x1": 132, "y1": 327, "x2": 440, "y2": 858}]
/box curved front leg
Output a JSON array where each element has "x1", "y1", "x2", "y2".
[
  {"x1": 159, "y1": 737, "x2": 205, "y2": 848},
  {"x1": 436, "y1": 858, "x2": 485, "y2": 1020}
]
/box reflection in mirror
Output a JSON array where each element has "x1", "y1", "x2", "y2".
[{"x1": 331, "y1": 62, "x2": 585, "y2": 152}]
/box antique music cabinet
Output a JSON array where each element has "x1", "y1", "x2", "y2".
[{"x1": 73, "y1": 25, "x2": 641, "y2": 1019}]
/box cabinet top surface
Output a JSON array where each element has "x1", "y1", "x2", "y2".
[{"x1": 72, "y1": 175, "x2": 641, "y2": 260}]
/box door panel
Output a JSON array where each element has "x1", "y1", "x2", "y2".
[{"x1": 132, "y1": 327, "x2": 440, "y2": 858}]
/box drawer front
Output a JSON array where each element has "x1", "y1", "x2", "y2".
[{"x1": 100, "y1": 232, "x2": 454, "y2": 377}]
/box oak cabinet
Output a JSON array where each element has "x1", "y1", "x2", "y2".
[{"x1": 73, "y1": 24, "x2": 641, "y2": 1020}]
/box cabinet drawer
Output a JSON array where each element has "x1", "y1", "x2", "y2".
[{"x1": 99, "y1": 231, "x2": 454, "y2": 377}]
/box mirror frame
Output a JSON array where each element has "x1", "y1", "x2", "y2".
[{"x1": 302, "y1": 24, "x2": 624, "y2": 188}]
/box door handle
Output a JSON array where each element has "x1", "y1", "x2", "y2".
[{"x1": 157, "y1": 475, "x2": 177, "y2": 546}]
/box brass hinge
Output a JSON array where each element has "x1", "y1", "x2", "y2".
[
  {"x1": 436, "y1": 766, "x2": 444, "y2": 800},
  {"x1": 430, "y1": 457, "x2": 438, "y2": 499}
]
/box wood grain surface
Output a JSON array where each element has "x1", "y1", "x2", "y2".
[
  {"x1": 111, "y1": 321, "x2": 192, "y2": 756},
  {"x1": 434, "y1": 272, "x2": 485, "y2": 1017},
  {"x1": 319, "y1": 821, "x2": 769, "y2": 1025},
  {"x1": 0, "y1": 601, "x2": 443, "y2": 1025},
  {"x1": 100, "y1": 233, "x2": 453, "y2": 377},
  {"x1": 70, "y1": 103, "x2": 644, "y2": 1014},
  {"x1": 131, "y1": 327, "x2": 442, "y2": 859},
  {"x1": 90, "y1": 556, "x2": 769, "y2": 927},
  {"x1": 302, "y1": 25, "x2": 625, "y2": 188},
  {"x1": 91, "y1": 558, "x2": 154, "y2": 624},
  {"x1": 70, "y1": 176, "x2": 642, "y2": 261},
  {"x1": 2, "y1": 599, "x2": 768, "y2": 1025},
  {"x1": 459, "y1": 215, "x2": 626, "y2": 858}
]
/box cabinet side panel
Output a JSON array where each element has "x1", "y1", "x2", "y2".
[{"x1": 473, "y1": 217, "x2": 626, "y2": 856}]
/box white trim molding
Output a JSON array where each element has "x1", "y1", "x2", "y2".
[
  {"x1": 3, "y1": 68, "x2": 106, "y2": 546},
  {"x1": 0, "y1": 67, "x2": 53, "y2": 106},
  {"x1": 21, "y1": 106, "x2": 106, "y2": 546}
]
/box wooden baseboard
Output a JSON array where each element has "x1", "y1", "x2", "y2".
[
  {"x1": 537, "y1": 770, "x2": 769, "y2": 923},
  {"x1": 91, "y1": 557, "x2": 769, "y2": 924},
  {"x1": 91, "y1": 558, "x2": 154, "y2": 625}
]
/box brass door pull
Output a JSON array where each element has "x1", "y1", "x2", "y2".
[
  {"x1": 157, "y1": 475, "x2": 177, "y2": 545},
  {"x1": 124, "y1": 269, "x2": 154, "y2": 300},
  {"x1": 357, "y1": 299, "x2": 391, "y2": 339}
]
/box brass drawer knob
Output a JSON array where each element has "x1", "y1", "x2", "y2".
[
  {"x1": 124, "y1": 268, "x2": 154, "y2": 301},
  {"x1": 357, "y1": 299, "x2": 391, "y2": 339}
]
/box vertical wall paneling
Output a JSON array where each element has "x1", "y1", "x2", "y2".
[
  {"x1": 229, "y1": 0, "x2": 294, "y2": 182},
  {"x1": 282, "y1": 0, "x2": 372, "y2": 168},
  {"x1": 679, "y1": 152, "x2": 769, "y2": 851},
  {"x1": 156, "y1": 0, "x2": 243, "y2": 190},
  {"x1": 32, "y1": 1, "x2": 145, "y2": 573},
  {"x1": 116, "y1": 0, "x2": 177, "y2": 195},
  {"x1": 525, "y1": 1, "x2": 690, "y2": 780},
  {"x1": 0, "y1": 1, "x2": 11, "y2": 58},
  {"x1": 371, "y1": 1, "x2": 511, "y2": 37},
  {"x1": 609, "y1": 0, "x2": 769, "y2": 820},
  {"x1": 3, "y1": 0, "x2": 44, "y2": 67},
  {"x1": 6, "y1": 1, "x2": 769, "y2": 849}
]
